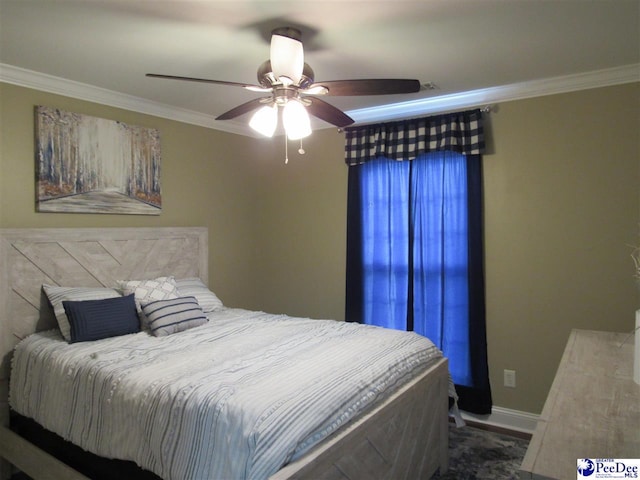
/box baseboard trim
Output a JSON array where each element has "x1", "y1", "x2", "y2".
[{"x1": 460, "y1": 406, "x2": 539, "y2": 435}]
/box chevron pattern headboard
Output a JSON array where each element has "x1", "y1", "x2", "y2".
[{"x1": 0, "y1": 227, "x2": 208, "y2": 430}]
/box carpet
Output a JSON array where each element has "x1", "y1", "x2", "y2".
[{"x1": 431, "y1": 424, "x2": 530, "y2": 480}]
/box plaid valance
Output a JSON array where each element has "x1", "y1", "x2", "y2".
[{"x1": 344, "y1": 109, "x2": 485, "y2": 166}]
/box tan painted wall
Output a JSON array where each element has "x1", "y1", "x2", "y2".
[
  {"x1": 483, "y1": 84, "x2": 639, "y2": 412},
  {"x1": 0, "y1": 82, "x2": 264, "y2": 309},
  {"x1": 250, "y1": 129, "x2": 348, "y2": 321},
  {"x1": 247, "y1": 83, "x2": 640, "y2": 414},
  {"x1": 1, "y1": 81, "x2": 638, "y2": 414}
]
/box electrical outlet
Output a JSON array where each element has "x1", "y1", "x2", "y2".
[{"x1": 504, "y1": 369, "x2": 516, "y2": 388}]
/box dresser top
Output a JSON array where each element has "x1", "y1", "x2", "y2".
[{"x1": 520, "y1": 329, "x2": 640, "y2": 480}]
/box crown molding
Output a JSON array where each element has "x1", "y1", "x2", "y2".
[
  {"x1": 346, "y1": 63, "x2": 640, "y2": 123},
  {"x1": 0, "y1": 64, "x2": 249, "y2": 136},
  {"x1": 1, "y1": 63, "x2": 638, "y2": 135},
  {"x1": 347, "y1": 63, "x2": 640, "y2": 124}
]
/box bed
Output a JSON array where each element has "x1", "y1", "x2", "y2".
[{"x1": 0, "y1": 227, "x2": 450, "y2": 480}]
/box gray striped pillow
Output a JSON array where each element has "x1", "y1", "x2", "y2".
[
  {"x1": 175, "y1": 278, "x2": 223, "y2": 313},
  {"x1": 141, "y1": 296, "x2": 207, "y2": 337},
  {"x1": 43, "y1": 284, "x2": 122, "y2": 341}
]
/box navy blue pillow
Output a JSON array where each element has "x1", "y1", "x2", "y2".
[{"x1": 63, "y1": 294, "x2": 140, "y2": 343}]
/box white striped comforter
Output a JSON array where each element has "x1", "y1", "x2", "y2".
[{"x1": 10, "y1": 308, "x2": 443, "y2": 480}]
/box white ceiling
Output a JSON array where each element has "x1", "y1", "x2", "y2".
[{"x1": 1, "y1": 0, "x2": 638, "y2": 136}]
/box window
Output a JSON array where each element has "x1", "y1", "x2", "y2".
[
  {"x1": 344, "y1": 111, "x2": 492, "y2": 414},
  {"x1": 358, "y1": 151, "x2": 472, "y2": 385}
]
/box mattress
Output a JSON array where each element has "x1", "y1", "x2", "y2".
[{"x1": 10, "y1": 308, "x2": 444, "y2": 480}]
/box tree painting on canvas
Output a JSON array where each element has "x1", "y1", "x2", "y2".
[{"x1": 35, "y1": 106, "x2": 162, "y2": 214}]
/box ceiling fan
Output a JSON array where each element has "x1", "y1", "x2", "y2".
[{"x1": 146, "y1": 27, "x2": 421, "y2": 139}]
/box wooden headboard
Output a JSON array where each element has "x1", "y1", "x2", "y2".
[{"x1": 0, "y1": 227, "x2": 208, "y2": 430}]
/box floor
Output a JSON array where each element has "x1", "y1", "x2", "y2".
[{"x1": 431, "y1": 423, "x2": 530, "y2": 480}]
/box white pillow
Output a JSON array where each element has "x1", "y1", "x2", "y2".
[
  {"x1": 118, "y1": 276, "x2": 180, "y2": 325},
  {"x1": 43, "y1": 284, "x2": 122, "y2": 341},
  {"x1": 175, "y1": 278, "x2": 223, "y2": 313}
]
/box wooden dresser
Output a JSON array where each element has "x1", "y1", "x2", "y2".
[{"x1": 519, "y1": 329, "x2": 640, "y2": 480}]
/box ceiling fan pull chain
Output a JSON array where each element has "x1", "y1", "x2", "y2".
[
  {"x1": 285, "y1": 134, "x2": 289, "y2": 164},
  {"x1": 298, "y1": 139, "x2": 305, "y2": 155}
]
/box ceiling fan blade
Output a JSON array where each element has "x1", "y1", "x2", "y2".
[
  {"x1": 308, "y1": 79, "x2": 421, "y2": 96},
  {"x1": 305, "y1": 97, "x2": 354, "y2": 128},
  {"x1": 216, "y1": 98, "x2": 269, "y2": 121},
  {"x1": 146, "y1": 73, "x2": 268, "y2": 91}
]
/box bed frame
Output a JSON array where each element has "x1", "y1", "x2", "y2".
[{"x1": 0, "y1": 227, "x2": 449, "y2": 480}]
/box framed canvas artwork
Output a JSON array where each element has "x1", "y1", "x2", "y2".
[{"x1": 35, "y1": 106, "x2": 162, "y2": 215}]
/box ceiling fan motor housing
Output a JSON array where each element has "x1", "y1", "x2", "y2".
[
  {"x1": 257, "y1": 60, "x2": 315, "y2": 89},
  {"x1": 271, "y1": 27, "x2": 302, "y2": 42}
]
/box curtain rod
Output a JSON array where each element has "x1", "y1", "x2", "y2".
[{"x1": 337, "y1": 104, "x2": 495, "y2": 133}]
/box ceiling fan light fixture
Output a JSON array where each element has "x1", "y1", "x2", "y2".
[
  {"x1": 249, "y1": 104, "x2": 278, "y2": 137},
  {"x1": 283, "y1": 99, "x2": 312, "y2": 140},
  {"x1": 270, "y1": 33, "x2": 304, "y2": 86}
]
